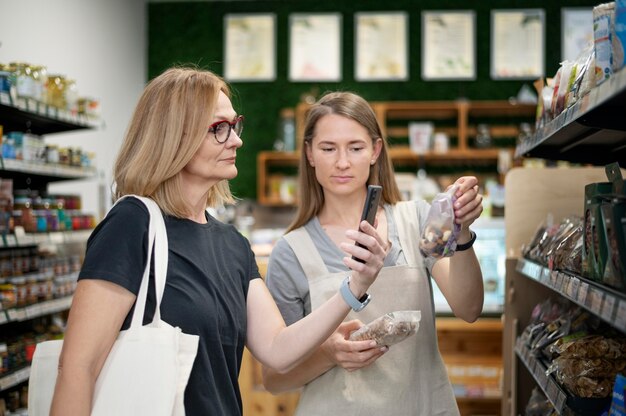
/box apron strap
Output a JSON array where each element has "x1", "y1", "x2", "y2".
[
  {"x1": 284, "y1": 227, "x2": 329, "y2": 278},
  {"x1": 392, "y1": 201, "x2": 422, "y2": 267}
]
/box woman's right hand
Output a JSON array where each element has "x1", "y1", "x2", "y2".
[
  {"x1": 321, "y1": 320, "x2": 387, "y2": 372},
  {"x1": 340, "y1": 220, "x2": 389, "y2": 295}
]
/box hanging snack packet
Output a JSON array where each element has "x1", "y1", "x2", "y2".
[
  {"x1": 419, "y1": 186, "x2": 461, "y2": 258},
  {"x1": 349, "y1": 310, "x2": 421, "y2": 347}
]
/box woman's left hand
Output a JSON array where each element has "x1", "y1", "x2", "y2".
[{"x1": 449, "y1": 176, "x2": 483, "y2": 231}]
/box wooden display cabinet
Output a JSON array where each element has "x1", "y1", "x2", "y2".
[{"x1": 258, "y1": 100, "x2": 535, "y2": 206}]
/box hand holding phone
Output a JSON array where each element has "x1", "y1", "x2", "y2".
[{"x1": 352, "y1": 185, "x2": 383, "y2": 263}]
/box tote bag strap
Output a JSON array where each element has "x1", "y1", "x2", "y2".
[
  {"x1": 131, "y1": 196, "x2": 168, "y2": 325},
  {"x1": 109, "y1": 195, "x2": 168, "y2": 328}
]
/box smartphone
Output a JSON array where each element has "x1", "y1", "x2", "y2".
[{"x1": 352, "y1": 185, "x2": 383, "y2": 263}]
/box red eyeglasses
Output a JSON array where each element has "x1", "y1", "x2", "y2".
[{"x1": 208, "y1": 115, "x2": 244, "y2": 144}]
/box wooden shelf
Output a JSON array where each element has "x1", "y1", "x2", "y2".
[{"x1": 260, "y1": 100, "x2": 534, "y2": 205}]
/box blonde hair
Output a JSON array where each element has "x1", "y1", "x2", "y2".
[
  {"x1": 288, "y1": 92, "x2": 401, "y2": 232},
  {"x1": 113, "y1": 67, "x2": 235, "y2": 217}
]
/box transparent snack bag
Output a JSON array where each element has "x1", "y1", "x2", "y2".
[
  {"x1": 419, "y1": 186, "x2": 461, "y2": 258},
  {"x1": 349, "y1": 310, "x2": 421, "y2": 347}
]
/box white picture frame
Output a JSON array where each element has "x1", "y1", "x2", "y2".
[
  {"x1": 289, "y1": 13, "x2": 342, "y2": 82},
  {"x1": 491, "y1": 9, "x2": 545, "y2": 80},
  {"x1": 561, "y1": 8, "x2": 593, "y2": 62},
  {"x1": 355, "y1": 12, "x2": 408, "y2": 81},
  {"x1": 224, "y1": 14, "x2": 276, "y2": 82},
  {"x1": 422, "y1": 10, "x2": 476, "y2": 80}
]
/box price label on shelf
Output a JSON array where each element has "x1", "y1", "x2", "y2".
[
  {"x1": 601, "y1": 295, "x2": 615, "y2": 323},
  {"x1": 0, "y1": 311, "x2": 7, "y2": 325},
  {"x1": 546, "y1": 380, "x2": 559, "y2": 408},
  {"x1": 568, "y1": 276, "x2": 579, "y2": 299},
  {"x1": 0, "y1": 93, "x2": 10, "y2": 105},
  {"x1": 589, "y1": 288, "x2": 604, "y2": 315},
  {"x1": 38, "y1": 103, "x2": 48, "y2": 116},
  {"x1": 16, "y1": 98, "x2": 27, "y2": 110},
  {"x1": 615, "y1": 300, "x2": 626, "y2": 332},
  {"x1": 578, "y1": 282, "x2": 589, "y2": 305},
  {"x1": 556, "y1": 273, "x2": 565, "y2": 292}
]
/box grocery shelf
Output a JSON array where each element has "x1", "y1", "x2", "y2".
[
  {"x1": 0, "y1": 158, "x2": 96, "y2": 190},
  {"x1": 0, "y1": 366, "x2": 30, "y2": 392},
  {"x1": 515, "y1": 339, "x2": 610, "y2": 415},
  {"x1": 0, "y1": 292, "x2": 74, "y2": 325},
  {"x1": 516, "y1": 258, "x2": 626, "y2": 332},
  {"x1": 515, "y1": 67, "x2": 626, "y2": 165},
  {"x1": 0, "y1": 92, "x2": 98, "y2": 135}
]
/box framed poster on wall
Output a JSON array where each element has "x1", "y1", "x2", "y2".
[
  {"x1": 224, "y1": 14, "x2": 276, "y2": 81},
  {"x1": 355, "y1": 12, "x2": 408, "y2": 81},
  {"x1": 422, "y1": 11, "x2": 476, "y2": 80},
  {"x1": 289, "y1": 13, "x2": 342, "y2": 82},
  {"x1": 561, "y1": 8, "x2": 593, "y2": 62},
  {"x1": 490, "y1": 9, "x2": 545, "y2": 80}
]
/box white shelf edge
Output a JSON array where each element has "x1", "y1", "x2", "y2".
[
  {"x1": 0, "y1": 92, "x2": 100, "y2": 129},
  {"x1": 2, "y1": 294, "x2": 73, "y2": 324},
  {"x1": 516, "y1": 258, "x2": 626, "y2": 332},
  {"x1": 515, "y1": 66, "x2": 626, "y2": 158},
  {"x1": 1, "y1": 158, "x2": 96, "y2": 179},
  {"x1": 514, "y1": 340, "x2": 568, "y2": 415},
  {"x1": 0, "y1": 365, "x2": 30, "y2": 392}
]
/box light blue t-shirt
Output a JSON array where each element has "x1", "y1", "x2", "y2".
[{"x1": 266, "y1": 200, "x2": 434, "y2": 326}]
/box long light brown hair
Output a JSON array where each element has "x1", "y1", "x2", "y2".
[
  {"x1": 113, "y1": 67, "x2": 235, "y2": 217},
  {"x1": 288, "y1": 92, "x2": 401, "y2": 232}
]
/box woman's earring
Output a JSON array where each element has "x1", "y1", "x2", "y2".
[{"x1": 371, "y1": 160, "x2": 376, "y2": 165}]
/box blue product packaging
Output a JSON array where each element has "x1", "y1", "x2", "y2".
[{"x1": 609, "y1": 374, "x2": 626, "y2": 416}]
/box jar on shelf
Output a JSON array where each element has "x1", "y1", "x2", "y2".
[
  {"x1": 65, "y1": 79, "x2": 78, "y2": 114},
  {"x1": 10, "y1": 62, "x2": 34, "y2": 99},
  {"x1": 46, "y1": 144, "x2": 60, "y2": 164},
  {"x1": 11, "y1": 276, "x2": 27, "y2": 307},
  {"x1": 46, "y1": 74, "x2": 67, "y2": 109},
  {"x1": 474, "y1": 124, "x2": 492, "y2": 148},
  {"x1": 31, "y1": 65, "x2": 48, "y2": 103},
  {"x1": 13, "y1": 196, "x2": 36, "y2": 233},
  {"x1": 0, "y1": 278, "x2": 17, "y2": 309},
  {"x1": 25, "y1": 274, "x2": 38, "y2": 305},
  {"x1": 33, "y1": 210, "x2": 48, "y2": 233}
]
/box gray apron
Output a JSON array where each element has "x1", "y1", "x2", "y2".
[{"x1": 284, "y1": 201, "x2": 459, "y2": 416}]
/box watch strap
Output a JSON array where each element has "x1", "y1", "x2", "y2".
[
  {"x1": 456, "y1": 230, "x2": 476, "y2": 251},
  {"x1": 340, "y1": 276, "x2": 371, "y2": 312}
]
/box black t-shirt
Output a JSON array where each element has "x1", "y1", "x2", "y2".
[{"x1": 79, "y1": 197, "x2": 261, "y2": 416}]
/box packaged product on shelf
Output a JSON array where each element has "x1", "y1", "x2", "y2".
[
  {"x1": 349, "y1": 310, "x2": 421, "y2": 347},
  {"x1": 608, "y1": 374, "x2": 626, "y2": 415},
  {"x1": 593, "y1": 2, "x2": 616, "y2": 85},
  {"x1": 568, "y1": 43, "x2": 596, "y2": 107},
  {"x1": 524, "y1": 387, "x2": 555, "y2": 415},
  {"x1": 615, "y1": 0, "x2": 626, "y2": 71},
  {"x1": 584, "y1": 182, "x2": 613, "y2": 280},
  {"x1": 419, "y1": 186, "x2": 461, "y2": 258},
  {"x1": 601, "y1": 199, "x2": 626, "y2": 289}
]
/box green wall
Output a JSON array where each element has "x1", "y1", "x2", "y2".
[{"x1": 148, "y1": 0, "x2": 599, "y2": 199}]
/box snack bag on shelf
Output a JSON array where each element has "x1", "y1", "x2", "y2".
[
  {"x1": 593, "y1": 2, "x2": 616, "y2": 85},
  {"x1": 419, "y1": 186, "x2": 460, "y2": 258},
  {"x1": 615, "y1": 0, "x2": 626, "y2": 72},
  {"x1": 349, "y1": 310, "x2": 421, "y2": 347}
]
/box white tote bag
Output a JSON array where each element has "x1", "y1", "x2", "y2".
[{"x1": 28, "y1": 196, "x2": 199, "y2": 416}]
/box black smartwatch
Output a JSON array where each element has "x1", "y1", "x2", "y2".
[{"x1": 456, "y1": 230, "x2": 476, "y2": 251}]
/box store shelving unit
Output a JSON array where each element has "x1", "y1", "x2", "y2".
[
  {"x1": 515, "y1": 67, "x2": 626, "y2": 164},
  {"x1": 0, "y1": 93, "x2": 96, "y2": 398},
  {"x1": 258, "y1": 100, "x2": 534, "y2": 206},
  {"x1": 503, "y1": 67, "x2": 626, "y2": 416}
]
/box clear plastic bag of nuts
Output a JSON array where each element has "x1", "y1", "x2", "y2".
[
  {"x1": 349, "y1": 310, "x2": 421, "y2": 347},
  {"x1": 419, "y1": 186, "x2": 461, "y2": 258}
]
